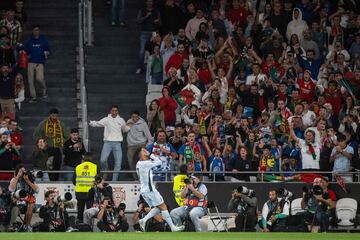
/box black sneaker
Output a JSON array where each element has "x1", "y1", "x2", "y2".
[{"x1": 29, "y1": 98, "x2": 37, "y2": 103}]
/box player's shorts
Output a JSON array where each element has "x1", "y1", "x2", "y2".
[{"x1": 141, "y1": 190, "x2": 164, "y2": 207}]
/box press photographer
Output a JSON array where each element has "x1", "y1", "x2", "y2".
[
  {"x1": 133, "y1": 197, "x2": 168, "y2": 232},
  {"x1": 0, "y1": 186, "x2": 11, "y2": 231},
  {"x1": 297, "y1": 178, "x2": 334, "y2": 232},
  {"x1": 83, "y1": 175, "x2": 113, "y2": 226},
  {"x1": 259, "y1": 189, "x2": 289, "y2": 232},
  {"x1": 170, "y1": 173, "x2": 208, "y2": 232},
  {"x1": 8, "y1": 164, "x2": 39, "y2": 232},
  {"x1": 96, "y1": 199, "x2": 129, "y2": 232},
  {"x1": 227, "y1": 186, "x2": 257, "y2": 231},
  {"x1": 39, "y1": 190, "x2": 77, "y2": 232}
]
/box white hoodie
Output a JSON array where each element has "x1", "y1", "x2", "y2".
[
  {"x1": 89, "y1": 114, "x2": 130, "y2": 142},
  {"x1": 286, "y1": 8, "x2": 308, "y2": 42}
]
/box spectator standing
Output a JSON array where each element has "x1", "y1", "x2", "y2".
[
  {"x1": 0, "y1": 34, "x2": 15, "y2": 68},
  {"x1": 147, "y1": 99, "x2": 165, "y2": 136},
  {"x1": 89, "y1": 105, "x2": 130, "y2": 181},
  {"x1": 126, "y1": 110, "x2": 152, "y2": 177},
  {"x1": 111, "y1": 0, "x2": 126, "y2": 27},
  {"x1": 286, "y1": 8, "x2": 308, "y2": 42},
  {"x1": 0, "y1": 64, "x2": 15, "y2": 116},
  {"x1": 185, "y1": 8, "x2": 207, "y2": 44},
  {"x1": 160, "y1": 0, "x2": 185, "y2": 35},
  {"x1": 24, "y1": 24, "x2": 50, "y2": 103},
  {"x1": 136, "y1": 0, "x2": 161, "y2": 74},
  {"x1": 33, "y1": 108, "x2": 68, "y2": 181},
  {"x1": 62, "y1": 128, "x2": 86, "y2": 181},
  {"x1": 0, "y1": 9, "x2": 22, "y2": 50},
  {"x1": 0, "y1": 132, "x2": 19, "y2": 180},
  {"x1": 14, "y1": 0, "x2": 27, "y2": 26},
  {"x1": 8, "y1": 119, "x2": 22, "y2": 167}
]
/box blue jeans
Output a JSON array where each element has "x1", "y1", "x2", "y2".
[
  {"x1": 100, "y1": 141, "x2": 122, "y2": 181},
  {"x1": 111, "y1": 0, "x2": 125, "y2": 23},
  {"x1": 170, "y1": 206, "x2": 206, "y2": 232},
  {"x1": 62, "y1": 165, "x2": 74, "y2": 181},
  {"x1": 138, "y1": 31, "x2": 152, "y2": 69}
]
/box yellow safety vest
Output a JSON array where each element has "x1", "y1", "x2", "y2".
[
  {"x1": 75, "y1": 161, "x2": 97, "y2": 193},
  {"x1": 173, "y1": 174, "x2": 188, "y2": 206}
]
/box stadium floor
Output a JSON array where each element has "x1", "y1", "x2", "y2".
[{"x1": 1, "y1": 232, "x2": 360, "y2": 240}]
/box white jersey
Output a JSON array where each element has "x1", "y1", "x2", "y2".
[{"x1": 136, "y1": 154, "x2": 162, "y2": 193}]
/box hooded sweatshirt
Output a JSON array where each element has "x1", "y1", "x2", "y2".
[
  {"x1": 89, "y1": 114, "x2": 129, "y2": 142},
  {"x1": 24, "y1": 35, "x2": 50, "y2": 64},
  {"x1": 286, "y1": 8, "x2": 308, "y2": 42},
  {"x1": 126, "y1": 117, "x2": 153, "y2": 146}
]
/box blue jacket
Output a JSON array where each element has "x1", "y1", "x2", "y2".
[{"x1": 24, "y1": 35, "x2": 50, "y2": 64}]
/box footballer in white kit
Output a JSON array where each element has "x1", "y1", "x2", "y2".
[{"x1": 136, "y1": 148, "x2": 184, "y2": 232}]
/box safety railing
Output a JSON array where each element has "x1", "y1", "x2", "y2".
[
  {"x1": 1, "y1": 170, "x2": 359, "y2": 183},
  {"x1": 77, "y1": 0, "x2": 93, "y2": 151}
]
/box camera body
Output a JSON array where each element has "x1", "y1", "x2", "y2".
[
  {"x1": 278, "y1": 188, "x2": 294, "y2": 200},
  {"x1": 24, "y1": 170, "x2": 43, "y2": 182},
  {"x1": 56, "y1": 192, "x2": 72, "y2": 203},
  {"x1": 302, "y1": 185, "x2": 323, "y2": 199},
  {"x1": 183, "y1": 178, "x2": 191, "y2": 185},
  {"x1": 237, "y1": 186, "x2": 255, "y2": 198},
  {"x1": 11, "y1": 189, "x2": 27, "y2": 199}
]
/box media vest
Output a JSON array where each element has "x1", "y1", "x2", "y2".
[
  {"x1": 173, "y1": 174, "x2": 188, "y2": 206},
  {"x1": 75, "y1": 161, "x2": 97, "y2": 193}
]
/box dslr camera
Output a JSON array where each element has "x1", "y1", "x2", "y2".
[
  {"x1": 118, "y1": 203, "x2": 126, "y2": 211},
  {"x1": 56, "y1": 192, "x2": 73, "y2": 203},
  {"x1": 236, "y1": 186, "x2": 255, "y2": 198},
  {"x1": 302, "y1": 185, "x2": 323, "y2": 199},
  {"x1": 278, "y1": 188, "x2": 294, "y2": 200},
  {"x1": 24, "y1": 170, "x2": 43, "y2": 182},
  {"x1": 11, "y1": 189, "x2": 27, "y2": 199}
]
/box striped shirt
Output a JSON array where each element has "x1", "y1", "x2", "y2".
[{"x1": 0, "y1": 18, "x2": 22, "y2": 46}]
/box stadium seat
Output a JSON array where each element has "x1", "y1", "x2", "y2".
[
  {"x1": 290, "y1": 198, "x2": 305, "y2": 215},
  {"x1": 336, "y1": 198, "x2": 358, "y2": 226}
]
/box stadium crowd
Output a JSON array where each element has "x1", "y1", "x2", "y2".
[{"x1": 134, "y1": 0, "x2": 360, "y2": 183}]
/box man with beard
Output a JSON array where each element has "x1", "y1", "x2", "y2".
[
  {"x1": 146, "y1": 129, "x2": 178, "y2": 181},
  {"x1": 33, "y1": 108, "x2": 68, "y2": 181},
  {"x1": 0, "y1": 64, "x2": 15, "y2": 115},
  {"x1": 289, "y1": 121, "x2": 321, "y2": 170}
]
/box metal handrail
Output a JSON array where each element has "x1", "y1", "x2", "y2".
[
  {"x1": 78, "y1": 0, "x2": 93, "y2": 151},
  {"x1": 1, "y1": 170, "x2": 359, "y2": 182}
]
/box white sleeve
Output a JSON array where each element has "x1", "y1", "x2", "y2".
[
  {"x1": 89, "y1": 117, "x2": 107, "y2": 127},
  {"x1": 281, "y1": 201, "x2": 290, "y2": 216},
  {"x1": 149, "y1": 154, "x2": 162, "y2": 167},
  {"x1": 262, "y1": 203, "x2": 269, "y2": 220}
]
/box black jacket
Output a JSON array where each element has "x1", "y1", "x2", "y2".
[
  {"x1": 63, "y1": 138, "x2": 86, "y2": 167},
  {"x1": 0, "y1": 72, "x2": 15, "y2": 98}
]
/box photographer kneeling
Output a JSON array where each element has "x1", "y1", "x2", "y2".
[
  {"x1": 259, "y1": 189, "x2": 289, "y2": 232},
  {"x1": 227, "y1": 186, "x2": 257, "y2": 232},
  {"x1": 170, "y1": 173, "x2": 208, "y2": 232},
  {"x1": 297, "y1": 178, "x2": 333, "y2": 232},
  {"x1": 83, "y1": 175, "x2": 113, "y2": 227},
  {"x1": 39, "y1": 190, "x2": 77, "y2": 232},
  {"x1": 8, "y1": 164, "x2": 39, "y2": 232},
  {"x1": 96, "y1": 199, "x2": 129, "y2": 232}
]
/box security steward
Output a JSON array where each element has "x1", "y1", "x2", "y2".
[
  {"x1": 173, "y1": 164, "x2": 188, "y2": 206},
  {"x1": 73, "y1": 152, "x2": 98, "y2": 223}
]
